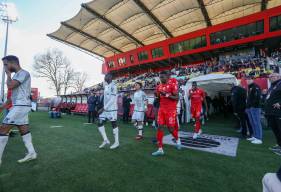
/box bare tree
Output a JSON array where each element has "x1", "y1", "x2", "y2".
[
  {"x1": 72, "y1": 72, "x2": 88, "y2": 93},
  {"x1": 62, "y1": 63, "x2": 76, "y2": 95},
  {"x1": 33, "y1": 49, "x2": 75, "y2": 95}
]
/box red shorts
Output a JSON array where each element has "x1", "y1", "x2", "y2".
[
  {"x1": 191, "y1": 104, "x2": 202, "y2": 118},
  {"x1": 157, "y1": 108, "x2": 177, "y2": 128}
]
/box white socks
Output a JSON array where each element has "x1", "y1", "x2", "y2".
[
  {"x1": 99, "y1": 126, "x2": 119, "y2": 148},
  {"x1": 177, "y1": 138, "x2": 181, "y2": 145},
  {"x1": 22, "y1": 133, "x2": 36, "y2": 154},
  {"x1": 138, "y1": 125, "x2": 143, "y2": 136},
  {"x1": 113, "y1": 127, "x2": 119, "y2": 144},
  {"x1": 0, "y1": 135, "x2": 9, "y2": 161},
  {"x1": 98, "y1": 126, "x2": 109, "y2": 142}
]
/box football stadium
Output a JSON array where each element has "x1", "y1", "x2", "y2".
[{"x1": 1, "y1": 0, "x2": 281, "y2": 192}]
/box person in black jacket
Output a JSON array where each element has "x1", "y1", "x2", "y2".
[
  {"x1": 96, "y1": 90, "x2": 104, "y2": 113},
  {"x1": 246, "y1": 78, "x2": 263, "y2": 144},
  {"x1": 231, "y1": 84, "x2": 249, "y2": 138},
  {"x1": 265, "y1": 73, "x2": 281, "y2": 156},
  {"x1": 122, "y1": 93, "x2": 132, "y2": 123},
  {"x1": 87, "y1": 92, "x2": 97, "y2": 123}
]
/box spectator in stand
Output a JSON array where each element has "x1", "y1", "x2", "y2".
[
  {"x1": 246, "y1": 77, "x2": 263, "y2": 144},
  {"x1": 231, "y1": 83, "x2": 250, "y2": 138},
  {"x1": 265, "y1": 73, "x2": 281, "y2": 156},
  {"x1": 87, "y1": 91, "x2": 97, "y2": 123},
  {"x1": 122, "y1": 93, "x2": 132, "y2": 123},
  {"x1": 262, "y1": 166, "x2": 281, "y2": 192}
]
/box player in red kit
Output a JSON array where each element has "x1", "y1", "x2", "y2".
[
  {"x1": 152, "y1": 71, "x2": 182, "y2": 156},
  {"x1": 189, "y1": 81, "x2": 208, "y2": 139}
]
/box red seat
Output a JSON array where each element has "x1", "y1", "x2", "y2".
[{"x1": 71, "y1": 103, "x2": 81, "y2": 113}]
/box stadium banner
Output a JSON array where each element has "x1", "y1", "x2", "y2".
[{"x1": 163, "y1": 131, "x2": 239, "y2": 157}]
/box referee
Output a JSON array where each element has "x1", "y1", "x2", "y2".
[{"x1": 265, "y1": 73, "x2": 281, "y2": 156}]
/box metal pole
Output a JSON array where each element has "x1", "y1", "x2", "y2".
[{"x1": 1, "y1": 20, "x2": 9, "y2": 102}]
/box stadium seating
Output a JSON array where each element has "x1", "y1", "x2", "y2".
[{"x1": 71, "y1": 103, "x2": 88, "y2": 114}]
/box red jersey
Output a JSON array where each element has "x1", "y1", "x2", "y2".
[
  {"x1": 156, "y1": 78, "x2": 178, "y2": 110},
  {"x1": 189, "y1": 88, "x2": 205, "y2": 106}
]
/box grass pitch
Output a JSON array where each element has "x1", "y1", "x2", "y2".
[{"x1": 0, "y1": 112, "x2": 279, "y2": 192}]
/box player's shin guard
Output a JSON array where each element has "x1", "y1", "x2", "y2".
[
  {"x1": 22, "y1": 132, "x2": 36, "y2": 154},
  {"x1": 195, "y1": 117, "x2": 201, "y2": 133},
  {"x1": 156, "y1": 129, "x2": 164, "y2": 149},
  {"x1": 98, "y1": 126, "x2": 109, "y2": 142},
  {"x1": 0, "y1": 135, "x2": 8, "y2": 162}
]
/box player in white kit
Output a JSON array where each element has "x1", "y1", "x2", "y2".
[
  {"x1": 97, "y1": 74, "x2": 120, "y2": 149},
  {"x1": 0, "y1": 55, "x2": 37, "y2": 167},
  {"x1": 132, "y1": 82, "x2": 148, "y2": 140}
]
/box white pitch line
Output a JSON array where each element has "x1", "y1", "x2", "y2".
[
  {"x1": 83, "y1": 123, "x2": 92, "y2": 125},
  {"x1": 50, "y1": 125, "x2": 63, "y2": 128}
]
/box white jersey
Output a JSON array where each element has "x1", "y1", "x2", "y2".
[
  {"x1": 133, "y1": 90, "x2": 147, "y2": 112},
  {"x1": 103, "y1": 81, "x2": 117, "y2": 111},
  {"x1": 12, "y1": 69, "x2": 31, "y2": 106}
]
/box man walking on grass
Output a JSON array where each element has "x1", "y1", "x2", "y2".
[{"x1": 0, "y1": 55, "x2": 37, "y2": 167}]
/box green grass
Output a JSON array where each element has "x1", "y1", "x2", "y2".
[{"x1": 0, "y1": 112, "x2": 279, "y2": 192}]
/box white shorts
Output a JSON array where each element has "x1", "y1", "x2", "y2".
[
  {"x1": 3, "y1": 106, "x2": 31, "y2": 125},
  {"x1": 99, "y1": 110, "x2": 117, "y2": 122},
  {"x1": 132, "y1": 111, "x2": 145, "y2": 122},
  {"x1": 262, "y1": 173, "x2": 281, "y2": 192}
]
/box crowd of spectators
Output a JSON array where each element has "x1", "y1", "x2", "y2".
[{"x1": 83, "y1": 48, "x2": 281, "y2": 93}]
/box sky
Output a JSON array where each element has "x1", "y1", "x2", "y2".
[{"x1": 0, "y1": 0, "x2": 104, "y2": 97}]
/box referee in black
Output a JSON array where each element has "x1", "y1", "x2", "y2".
[{"x1": 265, "y1": 73, "x2": 281, "y2": 156}]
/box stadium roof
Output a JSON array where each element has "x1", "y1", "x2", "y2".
[{"x1": 48, "y1": 0, "x2": 281, "y2": 58}]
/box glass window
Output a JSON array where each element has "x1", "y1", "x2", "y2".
[
  {"x1": 169, "y1": 44, "x2": 174, "y2": 54},
  {"x1": 138, "y1": 51, "x2": 148, "y2": 61},
  {"x1": 276, "y1": 16, "x2": 279, "y2": 30},
  {"x1": 201, "y1": 36, "x2": 206, "y2": 47},
  {"x1": 270, "y1": 15, "x2": 281, "y2": 32},
  {"x1": 210, "y1": 20, "x2": 264, "y2": 45},
  {"x1": 257, "y1": 20, "x2": 264, "y2": 34},
  {"x1": 210, "y1": 33, "x2": 215, "y2": 44},
  {"x1": 189, "y1": 38, "x2": 195, "y2": 49},
  {"x1": 247, "y1": 23, "x2": 256, "y2": 36},
  {"x1": 169, "y1": 35, "x2": 207, "y2": 54},
  {"x1": 183, "y1": 40, "x2": 189, "y2": 50},
  {"x1": 152, "y1": 47, "x2": 164, "y2": 58}
]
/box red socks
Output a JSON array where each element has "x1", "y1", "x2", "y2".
[
  {"x1": 156, "y1": 129, "x2": 164, "y2": 148},
  {"x1": 170, "y1": 122, "x2": 179, "y2": 140},
  {"x1": 195, "y1": 117, "x2": 201, "y2": 133}
]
